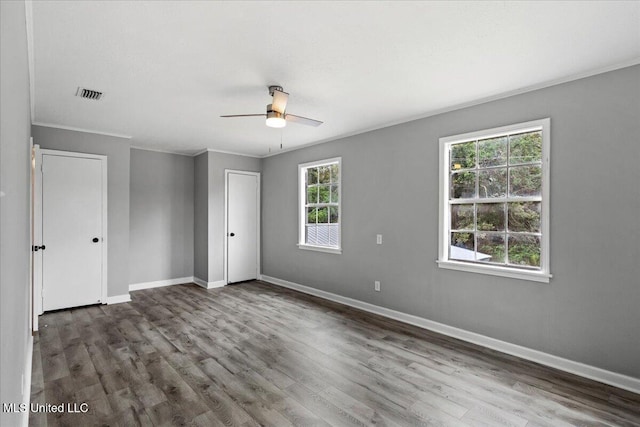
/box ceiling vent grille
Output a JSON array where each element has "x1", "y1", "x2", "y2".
[{"x1": 76, "y1": 87, "x2": 103, "y2": 100}]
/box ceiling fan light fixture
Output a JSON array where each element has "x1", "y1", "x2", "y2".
[{"x1": 266, "y1": 111, "x2": 286, "y2": 128}]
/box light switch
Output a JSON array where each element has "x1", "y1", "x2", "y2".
[{"x1": 376, "y1": 234, "x2": 383, "y2": 245}]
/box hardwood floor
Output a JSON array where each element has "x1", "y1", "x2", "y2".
[{"x1": 30, "y1": 281, "x2": 640, "y2": 426}]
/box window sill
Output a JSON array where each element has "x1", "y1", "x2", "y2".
[
  {"x1": 437, "y1": 259, "x2": 551, "y2": 283},
  {"x1": 298, "y1": 244, "x2": 342, "y2": 255}
]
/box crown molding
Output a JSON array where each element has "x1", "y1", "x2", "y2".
[
  {"x1": 192, "y1": 148, "x2": 262, "y2": 158},
  {"x1": 262, "y1": 58, "x2": 640, "y2": 158},
  {"x1": 131, "y1": 145, "x2": 192, "y2": 156},
  {"x1": 32, "y1": 122, "x2": 132, "y2": 139}
]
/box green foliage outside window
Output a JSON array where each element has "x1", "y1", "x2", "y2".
[
  {"x1": 449, "y1": 130, "x2": 543, "y2": 268},
  {"x1": 305, "y1": 164, "x2": 339, "y2": 225}
]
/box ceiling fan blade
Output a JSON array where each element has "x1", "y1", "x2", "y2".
[
  {"x1": 220, "y1": 114, "x2": 266, "y2": 118},
  {"x1": 271, "y1": 89, "x2": 289, "y2": 114},
  {"x1": 285, "y1": 114, "x2": 323, "y2": 127}
]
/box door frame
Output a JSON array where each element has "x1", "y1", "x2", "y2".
[
  {"x1": 34, "y1": 149, "x2": 108, "y2": 315},
  {"x1": 224, "y1": 169, "x2": 260, "y2": 284}
]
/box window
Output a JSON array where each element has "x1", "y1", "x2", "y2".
[
  {"x1": 298, "y1": 157, "x2": 341, "y2": 254},
  {"x1": 438, "y1": 119, "x2": 551, "y2": 282}
]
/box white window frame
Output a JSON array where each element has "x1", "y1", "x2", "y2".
[
  {"x1": 298, "y1": 157, "x2": 342, "y2": 254},
  {"x1": 438, "y1": 118, "x2": 551, "y2": 283}
]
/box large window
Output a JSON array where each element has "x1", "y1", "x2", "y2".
[
  {"x1": 298, "y1": 157, "x2": 341, "y2": 254},
  {"x1": 438, "y1": 119, "x2": 551, "y2": 282}
]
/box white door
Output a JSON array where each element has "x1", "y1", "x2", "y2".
[
  {"x1": 42, "y1": 153, "x2": 104, "y2": 311},
  {"x1": 227, "y1": 172, "x2": 259, "y2": 283}
]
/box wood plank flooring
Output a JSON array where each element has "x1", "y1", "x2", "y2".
[{"x1": 30, "y1": 281, "x2": 640, "y2": 426}]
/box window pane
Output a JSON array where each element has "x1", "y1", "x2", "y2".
[
  {"x1": 318, "y1": 185, "x2": 330, "y2": 203},
  {"x1": 478, "y1": 168, "x2": 506, "y2": 198},
  {"x1": 509, "y1": 165, "x2": 542, "y2": 197},
  {"x1": 306, "y1": 207, "x2": 317, "y2": 224},
  {"x1": 328, "y1": 224, "x2": 339, "y2": 246},
  {"x1": 306, "y1": 225, "x2": 317, "y2": 244},
  {"x1": 306, "y1": 186, "x2": 318, "y2": 204},
  {"x1": 508, "y1": 235, "x2": 541, "y2": 267},
  {"x1": 307, "y1": 167, "x2": 318, "y2": 185},
  {"x1": 450, "y1": 141, "x2": 476, "y2": 170},
  {"x1": 477, "y1": 203, "x2": 505, "y2": 231},
  {"x1": 329, "y1": 206, "x2": 339, "y2": 224},
  {"x1": 478, "y1": 137, "x2": 507, "y2": 168},
  {"x1": 451, "y1": 171, "x2": 476, "y2": 199},
  {"x1": 317, "y1": 207, "x2": 328, "y2": 224},
  {"x1": 477, "y1": 232, "x2": 505, "y2": 263},
  {"x1": 330, "y1": 164, "x2": 339, "y2": 182},
  {"x1": 330, "y1": 185, "x2": 339, "y2": 203},
  {"x1": 508, "y1": 202, "x2": 541, "y2": 233},
  {"x1": 451, "y1": 204, "x2": 474, "y2": 230},
  {"x1": 450, "y1": 232, "x2": 475, "y2": 260},
  {"x1": 319, "y1": 166, "x2": 331, "y2": 184},
  {"x1": 509, "y1": 131, "x2": 542, "y2": 165}
]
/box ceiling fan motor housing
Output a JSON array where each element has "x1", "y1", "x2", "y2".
[{"x1": 268, "y1": 85, "x2": 284, "y2": 96}]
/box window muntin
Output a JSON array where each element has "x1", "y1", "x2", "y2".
[
  {"x1": 439, "y1": 119, "x2": 550, "y2": 282},
  {"x1": 299, "y1": 158, "x2": 341, "y2": 253}
]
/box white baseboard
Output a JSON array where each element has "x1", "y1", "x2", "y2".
[
  {"x1": 129, "y1": 276, "x2": 194, "y2": 291},
  {"x1": 21, "y1": 334, "x2": 34, "y2": 427},
  {"x1": 105, "y1": 293, "x2": 131, "y2": 305},
  {"x1": 260, "y1": 274, "x2": 640, "y2": 395},
  {"x1": 193, "y1": 277, "x2": 226, "y2": 289}
]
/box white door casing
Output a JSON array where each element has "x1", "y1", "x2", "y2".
[
  {"x1": 39, "y1": 150, "x2": 107, "y2": 311},
  {"x1": 225, "y1": 170, "x2": 260, "y2": 284},
  {"x1": 32, "y1": 143, "x2": 41, "y2": 331}
]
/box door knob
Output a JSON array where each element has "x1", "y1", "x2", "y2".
[
  {"x1": 229, "y1": 233, "x2": 235, "y2": 237},
  {"x1": 92, "y1": 237, "x2": 99, "y2": 243},
  {"x1": 32, "y1": 245, "x2": 46, "y2": 251}
]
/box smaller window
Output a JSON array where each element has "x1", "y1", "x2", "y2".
[{"x1": 298, "y1": 157, "x2": 341, "y2": 254}]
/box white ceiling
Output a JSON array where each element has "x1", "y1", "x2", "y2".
[{"x1": 31, "y1": 1, "x2": 640, "y2": 157}]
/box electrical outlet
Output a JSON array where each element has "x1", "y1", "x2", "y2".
[
  {"x1": 374, "y1": 281, "x2": 381, "y2": 292},
  {"x1": 376, "y1": 234, "x2": 382, "y2": 245}
]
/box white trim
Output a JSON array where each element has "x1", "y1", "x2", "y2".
[
  {"x1": 260, "y1": 275, "x2": 640, "y2": 394},
  {"x1": 130, "y1": 146, "x2": 193, "y2": 157},
  {"x1": 129, "y1": 276, "x2": 194, "y2": 291},
  {"x1": 29, "y1": 141, "x2": 37, "y2": 332},
  {"x1": 437, "y1": 260, "x2": 551, "y2": 283},
  {"x1": 192, "y1": 148, "x2": 262, "y2": 158},
  {"x1": 33, "y1": 146, "x2": 42, "y2": 321},
  {"x1": 106, "y1": 293, "x2": 131, "y2": 305},
  {"x1": 36, "y1": 149, "x2": 109, "y2": 310},
  {"x1": 298, "y1": 157, "x2": 342, "y2": 252},
  {"x1": 32, "y1": 122, "x2": 132, "y2": 139},
  {"x1": 438, "y1": 118, "x2": 551, "y2": 282},
  {"x1": 297, "y1": 244, "x2": 342, "y2": 255},
  {"x1": 193, "y1": 277, "x2": 226, "y2": 289},
  {"x1": 224, "y1": 170, "x2": 261, "y2": 284},
  {"x1": 20, "y1": 334, "x2": 34, "y2": 427}
]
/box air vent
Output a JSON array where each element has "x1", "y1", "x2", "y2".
[{"x1": 76, "y1": 87, "x2": 103, "y2": 100}]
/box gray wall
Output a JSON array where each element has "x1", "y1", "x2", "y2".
[
  {"x1": 0, "y1": 1, "x2": 32, "y2": 424},
  {"x1": 130, "y1": 149, "x2": 194, "y2": 284},
  {"x1": 193, "y1": 151, "x2": 261, "y2": 283},
  {"x1": 32, "y1": 125, "x2": 131, "y2": 298},
  {"x1": 262, "y1": 65, "x2": 640, "y2": 378},
  {"x1": 194, "y1": 152, "x2": 209, "y2": 281},
  {"x1": 208, "y1": 151, "x2": 261, "y2": 282}
]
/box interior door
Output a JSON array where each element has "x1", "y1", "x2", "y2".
[
  {"x1": 42, "y1": 153, "x2": 104, "y2": 311},
  {"x1": 227, "y1": 172, "x2": 258, "y2": 283}
]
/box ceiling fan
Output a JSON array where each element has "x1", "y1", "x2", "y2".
[{"x1": 221, "y1": 86, "x2": 323, "y2": 128}]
